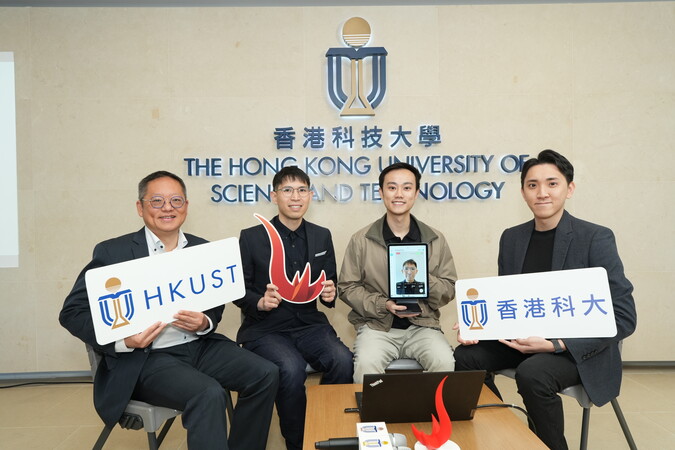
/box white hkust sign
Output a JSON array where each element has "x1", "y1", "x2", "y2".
[
  {"x1": 456, "y1": 267, "x2": 616, "y2": 340},
  {"x1": 85, "y1": 238, "x2": 244, "y2": 345}
]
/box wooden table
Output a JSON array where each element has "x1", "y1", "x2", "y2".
[{"x1": 303, "y1": 383, "x2": 547, "y2": 450}]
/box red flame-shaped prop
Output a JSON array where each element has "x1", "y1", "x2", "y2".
[
  {"x1": 255, "y1": 213, "x2": 326, "y2": 303},
  {"x1": 411, "y1": 375, "x2": 452, "y2": 450}
]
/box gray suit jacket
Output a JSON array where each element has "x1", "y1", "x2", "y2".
[{"x1": 498, "y1": 210, "x2": 636, "y2": 406}]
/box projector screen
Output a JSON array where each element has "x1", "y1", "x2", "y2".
[{"x1": 0, "y1": 52, "x2": 18, "y2": 268}]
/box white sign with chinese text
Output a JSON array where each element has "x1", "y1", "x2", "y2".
[
  {"x1": 456, "y1": 268, "x2": 616, "y2": 340},
  {"x1": 85, "y1": 238, "x2": 244, "y2": 345}
]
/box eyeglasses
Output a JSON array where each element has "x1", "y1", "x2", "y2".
[
  {"x1": 142, "y1": 196, "x2": 186, "y2": 209},
  {"x1": 276, "y1": 187, "x2": 311, "y2": 198}
]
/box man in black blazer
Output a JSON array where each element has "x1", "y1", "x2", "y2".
[
  {"x1": 60, "y1": 171, "x2": 279, "y2": 450},
  {"x1": 454, "y1": 150, "x2": 636, "y2": 450},
  {"x1": 236, "y1": 166, "x2": 353, "y2": 450}
]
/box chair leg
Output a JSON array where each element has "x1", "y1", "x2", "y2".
[
  {"x1": 93, "y1": 424, "x2": 113, "y2": 450},
  {"x1": 579, "y1": 407, "x2": 591, "y2": 450},
  {"x1": 225, "y1": 390, "x2": 235, "y2": 427},
  {"x1": 156, "y1": 417, "x2": 176, "y2": 447},
  {"x1": 610, "y1": 399, "x2": 638, "y2": 450},
  {"x1": 147, "y1": 431, "x2": 159, "y2": 450}
]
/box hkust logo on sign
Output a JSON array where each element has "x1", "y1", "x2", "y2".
[
  {"x1": 97, "y1": 277, "x2": 135, "y2": 330},
  {"x1": 460, "y1": 288, "x2": 488, "y2": 331},
  {"x1": 326, "y1": 17, "x2": 387, "y2": 116}
]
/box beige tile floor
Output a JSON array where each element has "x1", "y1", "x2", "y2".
[{"x1": 0, "y1": 367, "x2": 673, "y2": 449}]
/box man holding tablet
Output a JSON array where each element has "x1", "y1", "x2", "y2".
[{"x1": 339, "y1": 162, "x2": 457, "y2": 383}]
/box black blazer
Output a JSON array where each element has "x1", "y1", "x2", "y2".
[
  {"x1": 498, "y1": 210, "x2": 637, "y2": 406},
  {"x1": 59, "y1": 228, "x2": 225, "y2": 427},
  {"x1": 235, "y1": 217, "x2": 337, "y2": 344}
]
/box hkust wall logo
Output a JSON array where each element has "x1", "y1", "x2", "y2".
[
  {"x1": 326, "y1": 17, "x2": 388, "y2": 116},
  {"x1": 182, "y1": 16, "x2": 528, "y2": 204}
]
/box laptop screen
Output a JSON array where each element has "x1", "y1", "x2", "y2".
[{"x1": 357, "y1": 370, "x2": 486, "y2": 423}]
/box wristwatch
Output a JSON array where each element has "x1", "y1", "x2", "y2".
[{"x1": 548, "y1": 338, "x2": 565, "y2": 354}]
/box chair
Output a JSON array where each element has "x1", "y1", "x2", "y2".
[
  {"x1": 305, "y1": 362, "x2": 321, "y2": 375},
  {"x1": 385, "y1": 358, "x2": 424, "y2": 373},
  {"x1": 86, "y1": 344, "x2": 234, "y2": 450},
  {"x1": 495, "y1": 367, "x2": 637, "y2": 450}
]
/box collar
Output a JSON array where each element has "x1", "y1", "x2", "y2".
[
  {"x1": 366, "y1": 214, "x2": 437, "y2": 247},
  {"x1": 144, "y1": 227, "x2": 188, "y2": 255},
  {"x1": 272, "y1": 215, "x2": 307, "y2": 241},
  {"x1": 382, "y1": 216, "x2": 421, "y2": 243}
]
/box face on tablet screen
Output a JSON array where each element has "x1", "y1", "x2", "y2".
[{"x1": 402, "y1": 261, "x2": 418, "y2": 282}]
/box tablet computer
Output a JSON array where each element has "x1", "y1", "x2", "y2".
[{"x1": 387, "y1": 243, "x2": 429, "y2": 313}]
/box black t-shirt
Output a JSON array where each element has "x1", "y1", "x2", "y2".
[{"x1": 521, "y1": 228, "x2": 556, "y2": 274}]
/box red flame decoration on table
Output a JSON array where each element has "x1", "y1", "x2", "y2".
[
  {"x1": 255, "y1": 213, "x2": 326, "y2": 303},
  {"x1": 411, "y1": 375, "x2": 452, "y2": 450}
]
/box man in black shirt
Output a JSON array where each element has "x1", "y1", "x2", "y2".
[
  {"x1": 453, "y1": 150, "x2": 636, "y2": 450},
  {"x1": 396, "y1": 259, "x2": 426, "y2": 295},
  {"x1": 339, "y1": 162, "x2": 457, "y2": 383},
  {"x1": 236, "y1": 166, "x2": 353, "y2": 450}
]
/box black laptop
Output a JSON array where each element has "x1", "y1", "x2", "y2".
[{"x1": 356, "y1": 370, "x2": 486, "y2": 423}]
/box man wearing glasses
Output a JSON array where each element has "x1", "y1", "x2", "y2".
[
  {"x1": 396, "y1": 259, "x2": 426, "y2": 295},
  {"x1": 235, "y1": 166, "x2": 353, "y2": 450},
  {"x1": 60, "y1": 171, "x2": 279, "y2": 450}
]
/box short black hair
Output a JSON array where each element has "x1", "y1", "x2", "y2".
[
  {"x1": 378, "y1": 162, "x2": 421, "y2": 190},
  {"x1": 138, "y1": 171, "x2": 187, "y2": 200},
  {"x1": 402, "y1": 259, "x2": 417, "y2": 268},
  {"x1": 272, "y1": 166, "x2": 310, "y2": 190},
  {"x1": 521, "y1": 149, "x2": 574, "y2": 188}
]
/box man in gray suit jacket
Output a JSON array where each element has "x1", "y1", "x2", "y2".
[
  {"x1": 454, "y1": 150, "x2": 636, "y2": 450},
  {"x1": 60, "y1": 171, "x2": 279, "y2": 450}
]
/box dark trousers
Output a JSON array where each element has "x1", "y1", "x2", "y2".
[
  {"x1": 132, "y1": 336, "x2": 279, "y2": 450},
  {"x1": 243, "y1": 324, "x2": 354, "y2": 450},
  {"x1": 454, "y1": 341, "x2": 581, "y2": 450}
]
